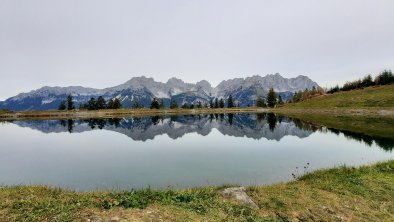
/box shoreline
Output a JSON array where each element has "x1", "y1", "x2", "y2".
[
  {"x1": 1, "y1": 107, "x2": 393, "y2": 120},
  {"x1": 1, "y1": 160, "x2": 393, "y2": 221}
]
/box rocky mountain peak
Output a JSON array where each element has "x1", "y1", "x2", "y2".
[{"x1": 0, "y1": 73, "x2": 320, "y2": 110}]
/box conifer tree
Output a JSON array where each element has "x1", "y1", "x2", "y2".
[
  {"x1": 214, "y1": 98, "x2": 219, "y2": 108},
  {"x1": 219, "y1": 98, "x2": 225, "y2": 108},
  {"x1": 67, "y1": 94, "x2": 75, "y2": 110},
  {"x1": 113, "y1": 98, "x2": 122, "y2": 109},
  {"x1": 266, "y1": 88, "x2": 277, "y2": 108},
  {"x1": 181, "y1": 103, "x2": 190, "y2": 109},
  {"x1": 227, "y1": 95, "x2": 234, "y2": 108},
  {"x1": 88, "y1": 98, "x2": 97, "y2": 110},
  {"x1": 256, "y1": 96, "x2": 266, "y2": 107},
  {"x1": 107, "y1": 99, "x2": 114, "y2": 109},
  {"x1": 96, "y1": 96, "x2": 106, "y2": 109},
  {"x1": 197, "y1": 101, "x2": 202, "y2": 108},
  {"x1": 169, "y1": 99, "x2": 178, "y2": 109},
  {"x1": 58, "y1": 100, "x2": 67, "y2": 110},
  {"x1": 150, "y1": 98, "x2": 160, "y2": 109}
]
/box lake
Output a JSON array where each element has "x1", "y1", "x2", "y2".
[{"x1": 0, "y1": 113, "x2": 393, "y2": 191}]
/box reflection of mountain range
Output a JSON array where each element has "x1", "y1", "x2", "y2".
[{"x1": 12, "y1": 113, "x2": 315, "y2": 141}]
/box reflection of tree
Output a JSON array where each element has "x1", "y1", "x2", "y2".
[
  {"x1": 87, "y1": 119, "x2": 96, "y2": 129},
  {"x1": 266, "y1": 113, "x2": 277, "y2": 132},
  {"x1": 67, "y1": 119, "x2": 74, "y2": 133},
  {"x1": 209, "y1": 114, "x2": 214, "y2": 123},
  {"x1": 85, "y1": 119, "x2": 107, "y2": 129},
  {"x1": 170, "y1": 115, "x2": 177, "y2": 122},
  {"x1": 228, "y1": 113, "x2": 233, "y2": 126},
  {"x1": 59, "y1": 120, "x2": 67, "y2": 127},
  {"x1": 375, "y1": 138, "x2": 394, "y2": 151},
  {"x1": 59, "y1": 119, "x2": 74, "y2": 133},
  {"x1": 107, "y1": 118, "x2": 121, "y2": 128},
  {"x1": 97, "y1": 119, "x2": 106, "y2": 129},
  {"x1": 256, "y1": 113, "x2": 265, "y2": 124},
  {"x1": 219, "y1": 114, "x2": 224, "y2": 122},
  {"x1": 41, "y1": 114, "x2": 394, "y2": 151},
  {"x1": 151, "y1": 116, "x2": 160, "y2": 125},
  {"x1": 328, "y1": 128, "x2": 394, "y2": 151}
]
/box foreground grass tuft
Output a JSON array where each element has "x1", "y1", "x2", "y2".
[{"x1": 1, "y1": 161, "x2": 393, "y2": 221}]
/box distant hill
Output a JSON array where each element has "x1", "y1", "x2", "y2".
[
  {"x1": 0, "y1": 73, "x2": 319, "y2": 111},
  {"x1": 284, "y1": 84, "x2": 394, "y2": 109}
]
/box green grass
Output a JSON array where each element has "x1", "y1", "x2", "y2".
[
  {"x1": 284, "y1": 84, "x2": 394, "y2": 109},
  {"x1": 1, "y1": 161, "x2": 393, "y2": 221}
]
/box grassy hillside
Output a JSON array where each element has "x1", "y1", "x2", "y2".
[
  {"x1": 1, "y1": 161, "x2": 393, "y2": 221},
  {"x1": 284, "y1": 84, "x2": 394, "y2": 109}
]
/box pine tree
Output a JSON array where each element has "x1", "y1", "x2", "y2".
[
  {"x1": 219, "y1": 98, "x2": 225, "y2": 108},
  {"x1": 67, "y1": 95, "x2": 75, "y2": 110},
  {"x1": 150, "y1": 98, "x2": 160, "y2": 109},
  {"x1": 227, "y1": 95, "x2": 234, "y2": 108},
  {"x1": 96, "y1": 96, "x2": 106, "y2": 109},
  {"x1": 107, "y1": 99, "x2": 114, "y2": 109},
  {"x1": 256, "y1": 96, "x2": 266, "y2": 107},
  {"x1": 361, "y1": 75, "x2": 373, "y2": 87},
  {"x1": 266, "y1": 88, "x2": 277, "y2": 108},
  {"x1": 113, "y1": 98, "x2": 122, "y2": 109},
  {"x1": 209, "y1": 99, "x2": 214, "y2": 109},
  {"x1": 88, "y1": 98, "x2": 97, "y2": 110},
  {"x1": 58, "y1": 100, "x2": 67, "y2": 110},
  {"x1": 169, "y1": 99, "x2": 178, "y2": 109},
  {"x1": 214, "y1": 98, "x2": 219, "y2": 108},
  {"x1": 197, "y1": 101, "x2": 202, "y2": 108}
]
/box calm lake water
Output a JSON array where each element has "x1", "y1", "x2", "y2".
[{"x1": 0, "y1": 113, "x2": 393, "y2": 191}]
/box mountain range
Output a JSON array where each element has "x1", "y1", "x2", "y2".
[{"x1": 0, "y1": 73, "x2": 320, "y2": 110}]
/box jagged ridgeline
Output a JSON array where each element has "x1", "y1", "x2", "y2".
[{"x1": 0, "y1": 73, "x2": 319, "y2": 110}]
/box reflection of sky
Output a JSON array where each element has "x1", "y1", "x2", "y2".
[{"x1": 0, "y1": 122, "x2": 393, "y2": 191}]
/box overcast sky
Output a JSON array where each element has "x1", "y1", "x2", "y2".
[{"x1": 1, "y1": 0, "x2": 393, "y2": 100}]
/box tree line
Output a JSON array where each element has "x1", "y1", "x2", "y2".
[
  {"x1": 290, "y1": 86, "x2": 324, "y2": 103},
  {"x1": 58, "y1": 95, "x2": 122, "y2": 111},
  {"x1": 59, "y1": 87, "x2": 288, "y2": 111},
  {"x1": 254, "y1": 88, "x2": 283, "y2": 108},
  {"x1": 327, "y1": 69, "x2": 394, "y2": 94},
  {"x1": 149, "y1": 97, "x2": 233, "y2": 109}
]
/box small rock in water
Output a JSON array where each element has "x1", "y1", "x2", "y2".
[{"x1": 221, "y1": 187, "x2": 259, "y2": 209}]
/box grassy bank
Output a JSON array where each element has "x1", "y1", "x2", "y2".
[
  {"x1": 1, "y1": 160, "x2": 393, "y2": 221},
  {"x1": 283, "y1": 84, "x2": 394, "y2": 109}
]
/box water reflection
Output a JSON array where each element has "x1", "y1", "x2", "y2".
[
  {"x1": 2, "y1": 113, "x2": 394, "y2": 190},
  {"x1": 11, "y1": 113, "x2": 394, "y2": 151}
]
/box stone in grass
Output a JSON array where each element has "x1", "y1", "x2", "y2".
[{"x1": 221, "y1": 187, "x2": 259, "y2": 209}]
